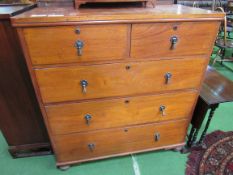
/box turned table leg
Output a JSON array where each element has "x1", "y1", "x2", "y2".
[
  {"x1": 186, "y1": 97, "x2": 209, "y2": 148},
  {"x1": 198, "y1": 104, "x2": 219, "y2": 144},
  {"x1": 187, "y1": 126, "x2": 196, "y2": 147},
  {"x1": 182, "y1": 127, "x2": 199, "y2": 153},
  {"x1": 191, "y1": 128, "x2": 200, "y2": 146},
  {"x1": 220, "y1": 48, "x2": 226, "y2": 65}
]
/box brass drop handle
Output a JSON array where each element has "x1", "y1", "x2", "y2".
[
  {"x1": 154, "y1": 132, "x2": 160, "y2": 141},
  {"x1": 170, "y1": 36, "x2": 178, "y2": 50},
  {"x1": 165, "y1": 72, "x2": 172, "y2": 84},
  {"x1": 75, "y1": 40, "x2": 84, "y2": 56},
  {"x1": 84, "y1": 114, "x2": 92, "y2": 125},
  {"x1": 88, "y1": 143, "x2": 95, "y2": 152},
  {"x1": 80, "y1": 80, "x2": 88, "y2": 93},
  {"x1": 159, "y1": 105, "x2": 166, "y2": 116}
]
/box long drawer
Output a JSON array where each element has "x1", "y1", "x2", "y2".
[
  {"x1": 35, "y1": 57, "x2": 206, "y2": 103},
  {"x1": 23, "y1": 24, "x2": 129, "y2": 65},
  {"x1": 46, "y1": 91, "x2": 197, "y2": 135},
  {"x1": 131, "y1": 21, "x2": 219, "y2": 58},
  {"x1": 54, "y1": 119, "x2": 188, "y2": 163}
]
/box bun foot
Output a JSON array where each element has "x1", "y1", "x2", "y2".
[
  {"x1": 57, "y1": 165, "x2": 70, "y2": 171},
  {"x1": 173, "y1": 146, "x2": 184, "y2": 152},
  {"x1": 180, "y1": 145, "x2": 191, "y2": 154}
]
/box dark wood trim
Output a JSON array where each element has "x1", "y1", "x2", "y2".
[{"x1": 9, "y1": 143, "x2": 52, "y2": 158}]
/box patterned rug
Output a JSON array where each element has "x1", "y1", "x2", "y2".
[{"x1": 186, "y1": 131, "x2": 233, "y2": 175}]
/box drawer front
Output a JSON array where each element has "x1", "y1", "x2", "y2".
[
  {"x1": 131, "y1": 22, "x2": 219, "y2": 58},
  {"x1": 46, "y1": 91, "x2": 197, "y2": 135},
  {"x1": 35, "y1": 57, "x2": 206, "y2": 103},
  {"x1": 23, "y1": 24, "x2": 129, "y2": 65},
  {"x1": 54, "y1": 120, "x2": 187, "y2": 163}
]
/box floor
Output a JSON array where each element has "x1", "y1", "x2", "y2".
[{"x1": 0, "y1": 58, "x2": 233, "y2": 175}]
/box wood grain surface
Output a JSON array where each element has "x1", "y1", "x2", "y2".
[
  {"x1": 11, "y1": 5, "x2": 225, "y2": 26},
  {"x1": 23, "y1": 24, "x2": 129, "y2": 65},
  {"x1": 54, "y1": 119, "x2": 187, "y2": 163},
  {"x1": 13, "y1": 4, "x2": 223, "y2": 166},
  {"x1": 46, "y1": 90, "x2": 197, "y2": 135},
  {"x1": 201, "y1": 66, "x2": 233, "y2": 105},
  {"x1": 35, "y1": 57, "x2": 206, "y2": 103},
  {"x1": 131, "y1": 21, "x2": 220, "y2": 58}
]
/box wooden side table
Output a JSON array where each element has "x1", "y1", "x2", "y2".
[{"x1": 186, "y1": 66, "x2": 233, "y2": 148}]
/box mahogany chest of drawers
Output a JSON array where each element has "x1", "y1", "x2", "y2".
[{"x1": 12, "y1": 5, "x2": 224, "y2": 169}]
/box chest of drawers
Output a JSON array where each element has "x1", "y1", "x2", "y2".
[{"x1": 12, "y1": 5, "x2": 224, "y2": 168}]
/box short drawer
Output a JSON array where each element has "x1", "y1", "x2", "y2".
[
  {"x1": 35, "y1": 57, "x2": 206, "y2": 103},
  {"x1": 46, "y1": 91, "x2": 197, "y2": 135},
  {"x1": 131, "y1": 22, "x2": 220, "y2": 58},
  {"x1": 23, "y1": 24, "x2": 129, "y2": 65},
  {"x1": 54, "y1": 119, "x2": 187, "y2": 163}
]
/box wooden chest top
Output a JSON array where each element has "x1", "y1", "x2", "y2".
[{"x1": 11, "y1": 5, "x2": 224, "y2": 26}]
